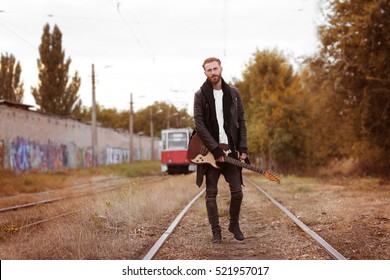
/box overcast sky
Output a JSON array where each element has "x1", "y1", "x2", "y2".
[{"x1": 1, "y1": 0, "x2": 321, "y2": 114}]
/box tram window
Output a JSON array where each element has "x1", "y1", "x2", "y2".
[
  {"x1": 167, "y1": 132, "x2": 187, "y2": 149},
  {"x1": 162, "y1": 133, "x2": 167, "y2": 150}
]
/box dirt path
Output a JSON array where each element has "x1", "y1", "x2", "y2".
[
  {"x1": 154, "y1": 174, "x2": 390, "y2": 260},
  {"x1": 154, "y1": 176, "x2": 332, "y2": 260},
  {"x1": 1, "y1": 172, "x2": 389, "y2": 260},
  {"x1": 255, "y1": 175, "x2": 390, "y2": 260}
]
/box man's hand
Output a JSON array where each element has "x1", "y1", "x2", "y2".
[
  {"x1": 217, "y1": 152, "x2": 247, "y2": 162},
  {"x1": 216, "y1": 156, "x2": 225, "y2": 162},
  {"x1": 238, "y1": 152, "x2": 247, "y2": 161}
]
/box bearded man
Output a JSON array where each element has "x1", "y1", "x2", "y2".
[{"x1": 193, "y1": 57, "x2": 249, "y2": 243}]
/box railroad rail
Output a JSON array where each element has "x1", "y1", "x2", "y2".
[
  {"x1": 244, "y1": 177, "x2": 346, "y2": 260},
  {"x1": 142, "y1": 175, "x2": 347, "y2": 260},
  {"x1": 0, "y1": 176, "x2": 159, "y2": 213},
  {"x1": 0, "y1": 175, "x2": 163, "y2": 232},
  {"x1": 2, "y1": 174, "x2": 347, "y2": 260},
  {"x1": 143, "y1": 188, "x2": 206, "y2": 260}
]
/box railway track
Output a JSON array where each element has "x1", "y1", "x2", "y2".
[
  {"x1": 142, "y1": 175, "x2": 347, "y2": 260},
  {"x1": 1, "y1": 173, "x2": 350, "y2": 259},
  {"x1": 0, "y1": 175, "x2": 163, "y2": 231},
  {"x1": 0, "y1": 176, "x2": 160, "y2": 213}
]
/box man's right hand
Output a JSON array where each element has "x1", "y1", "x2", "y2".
[{"x1": 216, "y1": 156, "x2": 225, "y2": 162}]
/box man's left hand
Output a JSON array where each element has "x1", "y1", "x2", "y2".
[{"x1": 238, "y1": 152, "x2": 247, "y2": 161}]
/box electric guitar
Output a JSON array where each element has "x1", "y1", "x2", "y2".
[{"x1": 187, "y1": 133, "x2": 281, "y2": 184}]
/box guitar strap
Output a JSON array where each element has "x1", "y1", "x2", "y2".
[{"x1": 188, "y1": 128, "x2": 197, "y2": 147}]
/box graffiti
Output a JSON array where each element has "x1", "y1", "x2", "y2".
[
  {"x1": 0, "y1": 105, "x2": 161, "y2": 175},
  {"x1": 105, "y1": 148, "x2": 129, "y2": 164},
  {"x1": 77, "y1": 147, "x2": 93, "y2": 168},
  {"x1": 0, "y1": 139, "x2": 5, "y2": 170},
  {"x1": 16, "y1": 137, "x2": 31, "y2": 171},
  {"x1": 0, "y1": 137, "x2": 133, "y2": 173},
  {"x1": 0, "y1": 137, "x2": 68, "y2": 173}
]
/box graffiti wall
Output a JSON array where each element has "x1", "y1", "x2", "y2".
[
  {"x1": 0, "y1": 137, "x2": 133, "y2": 173},
  {"x1": 0, "y1": 103, "x2": 160, "y2": 173}
]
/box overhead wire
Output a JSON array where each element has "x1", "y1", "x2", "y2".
[
  {"x1": 107, "y1": 0, "x2": 155, "y2": 62},
  {"x1": 1, "y1": 2, "x2": 313, "y2": 111},
  {"x1": 0, "y1": 19, "x2": 36, "y2": 49},
  {"x1": 0, "y1": 6, "x2": 308, "y2": 25},
  {"x1": 106, "y1": 0, "x2": 184, "y2": 106},
  {"x1": 223, "y1": 0, "x2": 228, "y2": 59}
]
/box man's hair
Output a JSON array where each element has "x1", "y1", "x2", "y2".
[{"x1": 202, "y1": 57, "x2": 221, "y2": 69}]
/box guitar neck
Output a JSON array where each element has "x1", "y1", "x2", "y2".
[{"x1": 224, "y1": 156, "x2": 265, "y2": 175}]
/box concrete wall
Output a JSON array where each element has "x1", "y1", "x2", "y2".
[{"x1": 0, "y1": 104, "x2": 160, "y2": 173}]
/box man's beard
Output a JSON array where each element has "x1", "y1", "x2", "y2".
[{"x1": 208, "y1": 74, "x2": 221, "y2": 85}]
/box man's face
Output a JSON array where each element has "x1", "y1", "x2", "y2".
[{"x1": 204, "y1": 61, "x2": 222, "y2": 85}]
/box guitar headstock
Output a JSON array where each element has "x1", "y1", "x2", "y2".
[{"x1": 264, "y1": 170, "x2": 281, "y2": 184}]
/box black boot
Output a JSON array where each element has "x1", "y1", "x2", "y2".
[
  {"x1": 229, "y1": 189, "x2": 244, "y2": 241},
  {"x1": 228, "y1": 222, "x2": 244, "y2": 241},
  {"x1": 212, "y1": 230, "x2": 222, "y2": 244}
]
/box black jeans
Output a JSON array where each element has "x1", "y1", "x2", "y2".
[{"x1": 205, "y1": 162, "x2": 243, "y2": 232}]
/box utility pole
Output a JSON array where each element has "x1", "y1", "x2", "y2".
[
  {"x1": 167, "y1": 106, "x2": 170, "y2": 129},
  {"x1": 129, "y1": 93, "x2": 134, "y2": 163},
  {"x1": 150, "y1": 107, "x2": 154, "y2": 160},
  {"x1": 91, "y1": 64, "x2": 98, "y2": 167},
  {"x1": 138, "y1": 132, "x2": 143, "y2": 160}
]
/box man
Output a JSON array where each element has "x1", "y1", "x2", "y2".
[{"x1": 193, "y1": 57, "x2": 248, "y2": 243}]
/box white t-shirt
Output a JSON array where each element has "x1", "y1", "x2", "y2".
[{"x1": 213, "y1": 89, "x2": 228, "y2": 144}]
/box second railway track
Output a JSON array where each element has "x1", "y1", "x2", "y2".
[
  {"x1": 0, "y1": 176, "x2": 160, "y2": 213},
  {"x1": 0, "y1": 175, "x2": 163, "y2": 232},
  {"x1": 3, "y1": 172, "x2": 386, "y2": 260},
  {"x1": 143, "y1": 174, "x2": 346, "y2": 260}
]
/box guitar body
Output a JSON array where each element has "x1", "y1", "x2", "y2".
[
  {"x1": 190, "y1": 152, "x2": 220, "y2": 169},
  {"x1": 187, "y1": 133, "x2": 281, "y2": 184},
  {"x1": 187, "y1": 132, "x2": 223, "y2": 169}
]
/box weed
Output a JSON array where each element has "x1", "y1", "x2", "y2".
[
  {"x1": 90, "y1": 212, "x2": 104, "y2": 229},
  {"x1": 0, "y1": 161, "x2": 161, "y2": 197}
]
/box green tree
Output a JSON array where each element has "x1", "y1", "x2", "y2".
[
  {"x1": 97, "y1": 106, "x2": 127, "y2": 129},
  {"x1": 235, "y1": 49, "x2": 310, "y2": 173},
  {"x1": 134, "y1": 102, "x2": 193, "y2": 138},
  {"x1": 31, "y1": 23, "x2": 81, "y2": 116},
  {"x1": 0, "y1": 53, "x2": 24, "y2": 102},
  {"x1": 73, "y1": 101, "x2": 192, "y2": 138},
  {"x1": 318, "y1": 0, "x2": 390, "y2": 174},
  {"x1": 72, "y1": 104, "x2": 126, "y2": 129}
]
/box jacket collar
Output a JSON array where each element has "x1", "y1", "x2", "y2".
[
  {"x1": 200, "y1": 77, "x2": 233, "y2": 127},
  {"x1": 200, "y1": 78, "x2": 231, "y2": 105}
]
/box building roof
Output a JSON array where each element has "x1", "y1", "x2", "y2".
[{"x1": 0, "y1": 99, "x2": 34, "y2": 111}]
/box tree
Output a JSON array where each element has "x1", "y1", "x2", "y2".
[
  {"x1": 73, "y1": 101, "x2": 192, "y2": 138},
  {"x1": 0, "y1": 53, "x2": 24, "y2": 102},
  {"x1": 235, "y1": 49, "x2": 310, "y2": 173},
  {"x1": 318, "y1": 0, "x2": 390, "y2": 174},
  {"x1": 31, "y1": 23, "x2": 81, "y2": 116},
  {"x1": 134, "y1": 102, "x2": 193, "y2": 138},
  {"x1": 301, "y1": 56, "x2": 355, "y2": 168},
  {"x1": 73, "y1": 104, "x2": 126, "y2": 129}
]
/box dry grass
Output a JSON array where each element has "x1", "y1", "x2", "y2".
[
  {"x1": 250, "y1": 174, "x2": 390, "y2": 259},
  {"x1": 0, "y1": 173, "x2": 200, "y2": 259},
  {"x1": 0, "y1": 161, "x2": 161, "y2": 197},
  {"x1": 2, "y1": 172, "x2": 388, "y2": 260},
  {"x1": 317, "y1": 158, "x2": 359, "y2": 177}
]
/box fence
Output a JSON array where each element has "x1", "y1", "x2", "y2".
[{"x1": 0, "y1": 101, "x2": 159, "y2": 173}]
